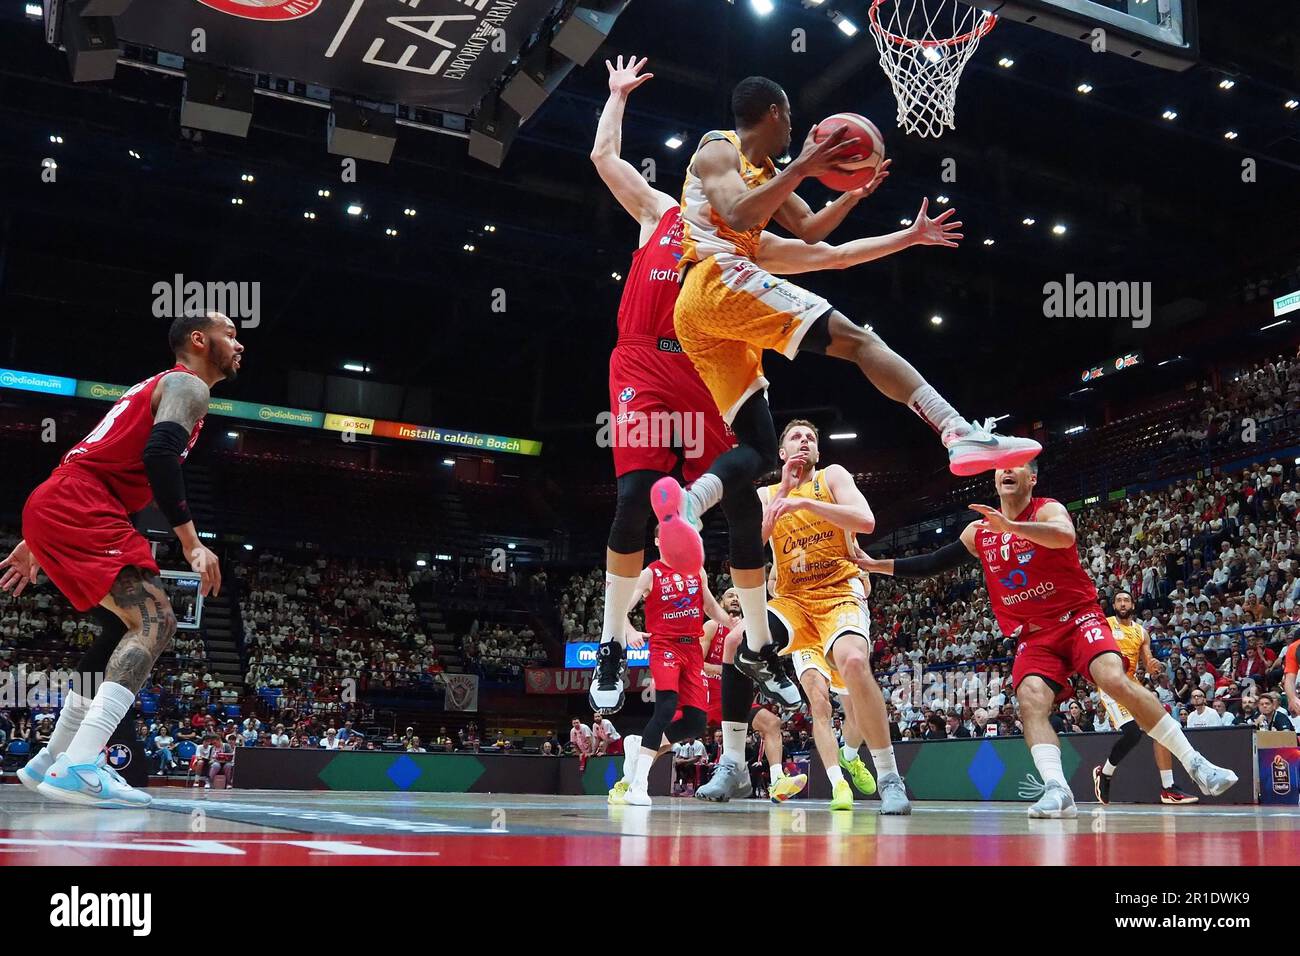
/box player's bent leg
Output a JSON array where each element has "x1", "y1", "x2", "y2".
[
  {"x1": 800, "y1": 669, "x2": 852, "y2": 810},
  {"x1": 1016, "y1": 675, "x2": 1077, "y2": 819},
  {"x1": 810, "y1": 311, "x2": 1040, "y2": 475},
  {"x1": 38, "y1": 566, "x2": 175, "y2": 809},
  {"x1": 1089, "y1": 654, "x2": 1237, "y2": 798}
]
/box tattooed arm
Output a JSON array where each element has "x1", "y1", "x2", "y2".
[{"x1": 146, "y1": 372, "x2": 221, "y2": 596}]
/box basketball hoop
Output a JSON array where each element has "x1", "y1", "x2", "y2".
[{"x1": 868, "y1": 0, "x2": 997, "y2": 138}]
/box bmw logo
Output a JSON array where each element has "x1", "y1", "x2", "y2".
[
  {"x1": 106, "y1": 744, "x2": 132, "y2": 769},
  {"x1": 618, "y1": 386, "x2": 636, "y2": 403}
]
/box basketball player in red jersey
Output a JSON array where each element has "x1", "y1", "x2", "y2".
[
  {"x1": 608, "y1": 556, "x2": 731, "y2": 806},
  {"x1": 0, "y1": 312, "x2": 240, "y2": 808},
  {"x1": 701, "y1": 587, "x2": 739, "y2": 726},
  {"x1": 588, "y1": 56, "x2": 961, "y2": 714},
  {"x1": 859, "y1": 460, "x2": 1238, "y2": 817}
]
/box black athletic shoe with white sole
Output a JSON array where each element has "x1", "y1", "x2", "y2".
[{"x1": 588, "y1": 641, "x2": 626, "y2": 714}]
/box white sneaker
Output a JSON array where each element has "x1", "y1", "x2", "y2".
[
  {"x1": 35, "y1": 752, "x2": 152, "y2": 809},
  {"x1": 624, "y1": 784, "x2": 652, "y2": 807},
  {"x1": 946, "y1": 418, "x2": 1042, "y2": 477},
  {"x1": 1188, "y1": 754, "x2": 1238, "y2": 797},
  {"x1": 1027, "y1": 781, "x2": 1077, "y2": 819}
]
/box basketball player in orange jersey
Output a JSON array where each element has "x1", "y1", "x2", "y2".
[
  {"x1": 700, "y1": 420, "x2": 910, "y2": 812},
  {"x1": 589, "y1": 57, "x2": 964, "y2": 712},
  {"x1": 1, "y1": 312, "x2": 238, "y2": 808},
  {"x1": 1284, "y1": 636, "x2": 1300, "y2": 720},
  {"x1": 858, "y1": 461, "x2": 1237, "y2": 817},
  {"x1": 652, "y1": 74, "x2": 1040, "y2": 704},
  {"x1": 1093, "y1": 590, "x2": 1198, "y2": 805}
]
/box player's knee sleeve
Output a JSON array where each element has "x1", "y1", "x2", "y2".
[
  {"x1": 665, "y1": 706, "x2": 707, "y2": 743},
  {"x1": 720, "y1": 664, "x2": 753, "y2": 725},
  {"x1": 730, "y1": 393, "x2": 778, "y2": 471},
  {"x1": 721, "y1": 489, "x2": 765, "y2": 568},
  {"x1": 608, "y1": 470, "x2": 660, "y2": 554},
  {"x1": 76, "y1": 608, "x2": 128, "y2": 675},
  {"x1": 1107, "y1": 718, "x2": 1143, "y2": 765},
  {"x1": 641, "y1": 690, "x2": 680, "y2": 745}
]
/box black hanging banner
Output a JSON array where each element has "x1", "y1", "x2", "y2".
[{"x1": 114, "y1": 0, "x2": 562, "y2": 112}]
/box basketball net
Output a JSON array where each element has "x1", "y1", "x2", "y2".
[{"x1": 868, "y1": 0, "x2": 997, "y2": 138}]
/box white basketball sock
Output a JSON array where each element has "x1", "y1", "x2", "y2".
[
  {"x1": 826, "y1": 765, "x2": 845, "y2": 786},
  {"x1": 1030, "y1": 743, "x2": 1069, "y2": 789},
  {"x1": 633, "y1": 746, "x2": 656, "y2": 789},
  {"x1": 770, "y1": 762, "x2": 785, "y2": 782},
  {"x1": 721, "y1": 721, "x2": 748, "y2": 764},
  {"x1": 620, "y1": 735, "x2": 642, "y2": 785},
  {"x1": 1160, "y1": 769, "x2": 1175, "y2": 789},
  {"x1": 1147, "y1": 713, "x2": 1196, "y2": 768},
  {"x1": 737, "y1": 585, "x2": 772, "y2": 652},
  {"x1": 65, "y1": 682, "x2": 136, "y2": 765},
  {"x1": 686, "y1": 473, "x2": 724, "y2": 519},
  {"x1": 47, "y1": 691, "x2": 92, "y2": 758},
  {"x1": 841, "y1": 744, "x2": 860, "y2": 763},
  {"x1": 870, "y1": 746, "x2": 898, "y2": 779},
  {"x1": 908, "y1": 384, "x2": 968, "y2": 443},
  {"x1": 600, "y1": 572, "x2": 639, "y2": 647}
]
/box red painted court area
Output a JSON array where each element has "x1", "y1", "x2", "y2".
[
  {"x1": 1, "y1": 787, "x2": 1294, "y2": 865},
  {"x1": 0, "y1": 829, "x2": 1294, "y2": 866}
]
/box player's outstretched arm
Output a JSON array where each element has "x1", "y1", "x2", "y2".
[
  {"x1": 772, "y1": 158, "x2": 891, "y2": 244},
  {"x1": 856, "y1": 522, "x2": 980, "y2": 578},
  {"x1": 591, "y1": 55, "x2": 677, "y2": 231},
  {"x1": 968, "y1": 500, "x2": 1076, "y2": 549},
  {"x1": 757, "y1": 197, "x2": 962, "y2": 275},
  {"x1": 148, "y1": 371, "x2": 220, "y2": 596}
]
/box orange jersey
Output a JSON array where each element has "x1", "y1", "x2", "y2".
[
  {"x1": 679, "y1": 130, "x2": 776, "y2": 266},
  {"x1": 1106, "y1": 616, "x2": 1146, "y2": 681},
  {"x1": 765, "y1": 468, "x2": 859, "y2": 597},
  {"x1": 1285, "y1": 639, "x2": 1300, "y2": 676}
]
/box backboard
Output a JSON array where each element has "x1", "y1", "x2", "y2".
[{"x1": 991, "y1": 0, "x2": 1199, "y2": 71}]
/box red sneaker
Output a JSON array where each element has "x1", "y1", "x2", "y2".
[{"x1": 650, "y1": 476, "x2": 704, "y2": 572}]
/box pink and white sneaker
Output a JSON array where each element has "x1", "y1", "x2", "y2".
[
  {"x1": 650, "y1": 476, "x2": 704, "y2": 573},
  {"x1": 945, "y1": 418, "x2": 1042, "y2": 477}
]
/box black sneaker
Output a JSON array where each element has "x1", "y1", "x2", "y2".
[
  {"x1": 1092, "y1": 765, "x2": 1112, "y2": 805},
  {"x1": 588, "y1": 641, "x2": 626, "y2": 714},
  {"x1": 1160, "y1": 783, "x2": 1200, "y2": 805},
  {"x1": 735, "y1": 643, "x2": 802, "y2": 711}
]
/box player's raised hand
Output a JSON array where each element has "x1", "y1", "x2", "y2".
[
  {"x1": 606, "y1": 54, "x2": 653, "y2": 96},
  {"x1": 968, "y1": 503, "x2": 1015, "y2": 534},
  {"x1": 779, "y1": 452, "x2": 809, "y2": 490},
  {"x1": 793, "y1": 124, "x2": 861, "y2": 179},
  {"x1": 843, "y1": 158, "x2": 892, "y2": 202},
  {"x1": 0, "y1": 539, "x2": 40, "y2": 597},
  {"x1": 189, "y1": 544, "x2": 222, "y2": 597},
  {"x1": 766, "y1": 495, "x2": 808, "y2": 523},
  {"x1": 908, "y1": 197, "x2": 963, "y2": 247}
]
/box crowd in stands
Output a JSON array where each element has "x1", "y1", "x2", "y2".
[{"x1": 459, "y1": 620, "x2": 546, "y2": 678}]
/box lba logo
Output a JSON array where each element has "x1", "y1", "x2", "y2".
[{"x1": 195, "y1": 0, "x2": 322, "y2": 21}]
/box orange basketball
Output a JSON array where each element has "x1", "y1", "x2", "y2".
[{"x1": 812, "y1": 112, "x2": 886, "y2": 191}]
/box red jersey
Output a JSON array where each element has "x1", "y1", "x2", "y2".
[
  {"x1": 705, "y1": 622, "x2": 730, "y2": 667},
  {"x1": 975, "y1": 497, "x2": 1099, "y2": 636},
  {"x1": 615, "y1": 207, "x2": 684, "y2": 344},
  {"x1": 56, "y1": 365, "x2": 206, "y2": 513},
  {"x1": 642, "y1": 560, "x2": 705, "y2": 638}
]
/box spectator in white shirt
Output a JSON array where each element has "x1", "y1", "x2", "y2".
[
  {"x1": 270, "y1": 724, "x2": 290, "y2": 747},
  {"x1": 320, "y1": 728, "x2": 341, "y2": 750},
  {"x1": 1212, "y1": 698, "x2": 1236, "y2": 726},
  {"x1": 1184, "y1": 690, "x2": 1219, "y2": 728}
]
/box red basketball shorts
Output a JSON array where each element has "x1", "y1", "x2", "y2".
[
  {"x1": 1010, "y1": 604, "x2": 1121, "y2": 698},
  {"x1": 608, "y1": 342, "x2": 736, "y2": 483},
  {"x1": 649, "y1": 633, "x2": 707, "y2": 712},
  {"x1": 22, "y1": 471, "x2": 158, "y2": 612}
]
